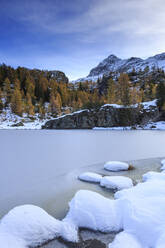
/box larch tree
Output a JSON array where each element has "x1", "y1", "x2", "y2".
[
  {"x1": 107, "y1": 78, "x2": 116, "y2": 104},
  {"x1": 117, "y1": 73, "x2": 131, "y2": 106},
  {"x1": 26, "y1": 93, "x2": 35, "y2": 116},
  {"x1": 0, "y1": 88, "x2": 3, "y2": 111},
  {"x1": 11, "y1": 88, "x2": 23, "y2": 116},
  {"x1": 3, "y1": 77, "x2": 11, "y2": 104}
]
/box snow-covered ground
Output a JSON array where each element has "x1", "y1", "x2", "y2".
[
  {"x1": 0, "y1": 108, "x2": 51, "y2": 129},
  {"x1": 93, "y1": 121, "x2": 165, "y2": 130},
  {"x1": 101, "y1": 99, "x2": 157, "y2": 110}
]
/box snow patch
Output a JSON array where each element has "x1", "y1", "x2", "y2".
[{"x1": 141, "y1": 100, "x2": 157, "y2": 109}]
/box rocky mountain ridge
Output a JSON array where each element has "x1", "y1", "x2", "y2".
[{"x1": 74, "y1": 53, "x2": 165, "y2": 82}]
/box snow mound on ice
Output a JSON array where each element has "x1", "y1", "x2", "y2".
[
  {"x1": 64, "y1": 190, "x2": 122, "y2": 232},
  {"x1": 104, "y1": 161, "x2": 129, "y2": 171},
  {"x1": 100, "y1": 176, "x2": 133, "y2": 190},
  {"x1": 78, "y1": 172, "x2": 102, "y2": 183},
  {"x1": 109, "y1": 231, "x2": 142, "y2": 248}
]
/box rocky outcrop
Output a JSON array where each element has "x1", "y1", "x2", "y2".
[
  {"x1": 45, "y1": 70, "x2": 69, "y2": 84},
  {"x1": 42, "y1": 104, "x2": 159, "y2": 129}
]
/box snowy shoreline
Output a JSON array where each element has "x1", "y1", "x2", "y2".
[
  {"x1": 0, "y1": 157, "x2": 165, "y2": 248},
  {"x1": 1, "y1": 100, "x2": 165, "y2": 130}
]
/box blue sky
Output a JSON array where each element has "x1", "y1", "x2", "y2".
[{"x1": 1, "y1": 0, "x2": 165, "y2": 80}]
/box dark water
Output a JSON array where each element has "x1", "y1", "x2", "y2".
[{"x1": 0, "y1": 130, "x2": 165, "y2": 219}]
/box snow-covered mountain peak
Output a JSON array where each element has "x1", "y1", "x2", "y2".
[{"x1": 73, "y1": 52, "x2": 165, "y2": 83}]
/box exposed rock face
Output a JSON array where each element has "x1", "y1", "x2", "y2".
[
  {"x1": 42, "y1": 105, "x2": 159, "y2": 129},
  {"x1": 45, "y1": 70, "x2": 69, "y2": 84}
]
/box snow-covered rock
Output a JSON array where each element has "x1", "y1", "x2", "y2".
[
  {"x1": 0, "y1": 205, "x2": 78, "y2": 248},
  {"x1": 100, "y1": 176, "x2": 133, "y2": 190},
  {"x1": 64, "y1": 190, "x2": 122, "y2": 232},
  {"x1": 115, "y1": 178, "x2": 165, "y2": 200},
  {"x1": 0, "y1": 232, "x2": 26, "y2": 248},
  {"x1": 104, "y1": 161, "x2": 129, "y2": 171},
  {"x1": 160, "y1": 159, "x2": 165, "y2": 170},
  {"x1": 143, "y1": 171, "x2": 165, "y2": 182},
  {"x1": 113, "y1": 178, "x2": 165, "y2": 247},
  {"x1": 109, "y1": 232, "x2": 142, "y2": 248},
  {"x1": 2, "y1": 168, "x2": 165, "y2": 247},
  {"x1": 121, "y1": 196, "x2": 165, "y2": 248},
  {"x1": 78, "y1": 172, "x2": 102, "y2": 183},
  {"x1": 161, "y1": 159, "x2": 165, "y2": 165},
  {"x1": 0, "y1": 205, "x2": 62, "y2": 247},
  {"x1": 156, "y1": 232, "x2": 165, "y2": 248}
]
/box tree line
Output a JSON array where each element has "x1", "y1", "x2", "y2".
[{"x1": 0, "y1": 64, "x2": 165, "y2": 117}]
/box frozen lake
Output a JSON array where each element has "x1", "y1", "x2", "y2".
[{"x1": 0, "y1": 129, "x2": 165, "y2": 219}]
